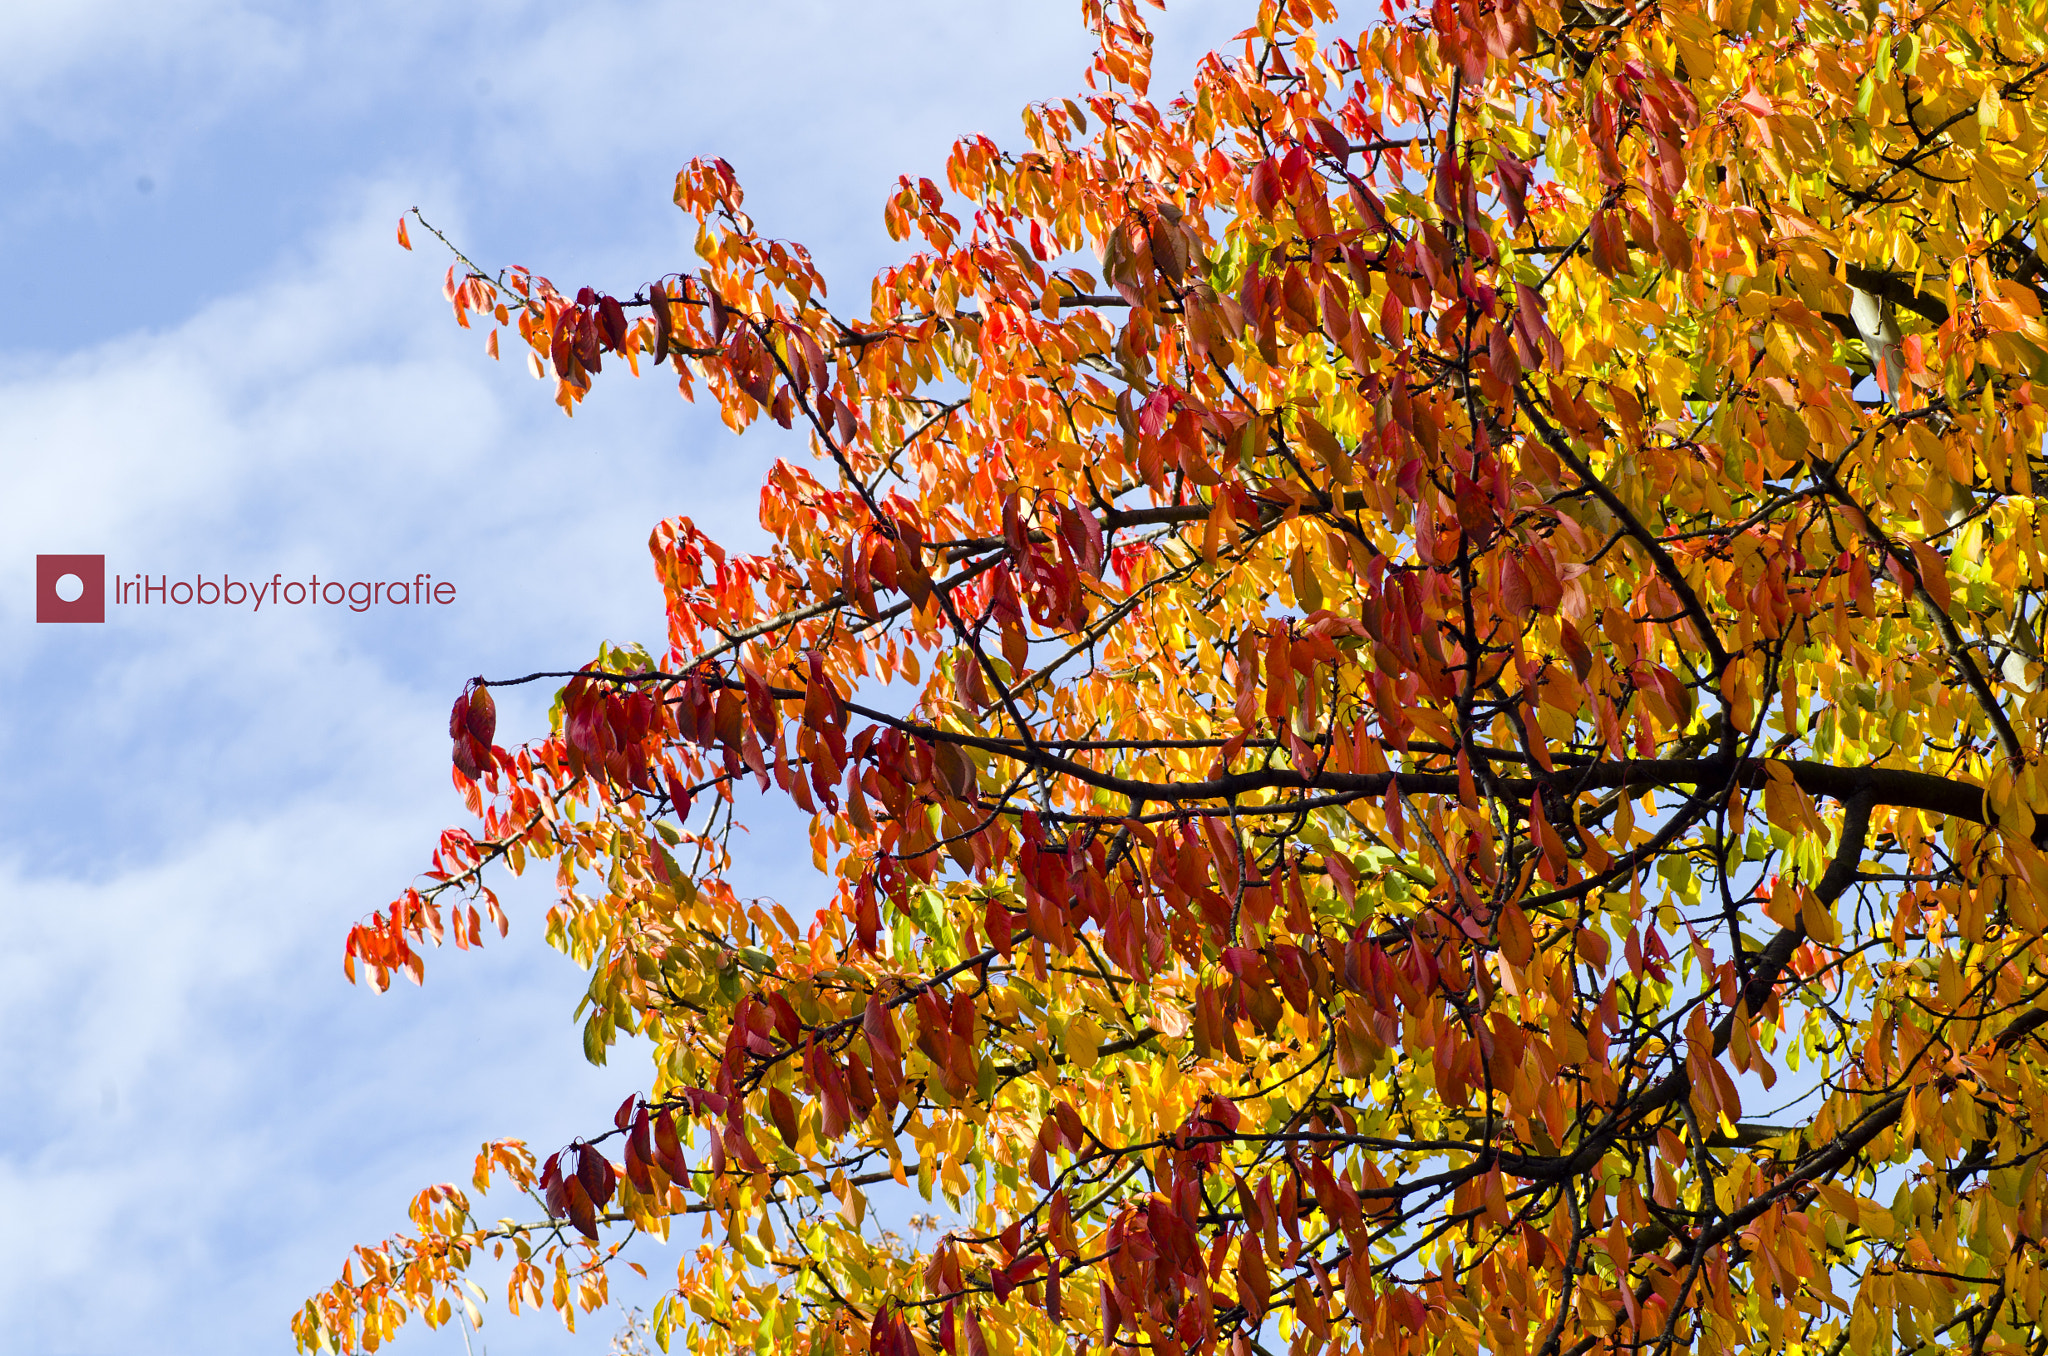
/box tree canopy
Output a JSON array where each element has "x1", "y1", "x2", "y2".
[{"x1": 300, "y1": 2, "x2": 2048, "y2": 1355}]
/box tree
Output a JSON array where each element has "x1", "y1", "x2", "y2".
[{"x1": 299, "y1": 0, "x2": 2048, "y2": 1353}]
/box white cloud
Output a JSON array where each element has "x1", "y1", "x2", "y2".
[
  {"x1": 0, "y1": 797, "x2": 659, "y2": 1354},
  {"x1": 0, "y1": 183, "x2": 750, "y2": 1352}
]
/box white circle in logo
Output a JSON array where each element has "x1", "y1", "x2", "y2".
[{"x1": 54, "y1": 573, "x2": 84, "y2": 602}]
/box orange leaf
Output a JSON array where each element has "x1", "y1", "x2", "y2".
[{"x1": 1909, "y1": 540, "x2": 1952, "y2": 614}]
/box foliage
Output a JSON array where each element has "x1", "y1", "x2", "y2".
[{"x1": 300, "y1": 1, "x2": 2048, "y2": 1355}]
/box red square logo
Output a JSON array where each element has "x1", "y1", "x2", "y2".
[{"x1": 37, "y1": 555, "x2": 105, "y2": 623}]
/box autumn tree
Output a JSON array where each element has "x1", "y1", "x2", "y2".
[{"x1": 301, "y1": 1, "x2": 2048, "y2": 1354}]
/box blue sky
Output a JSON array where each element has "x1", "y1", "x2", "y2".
[{"x1": 0, "y1": 2, "x2": 1242, "y2": 1351}]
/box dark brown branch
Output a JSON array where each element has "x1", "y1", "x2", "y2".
[
  {"x1": 1838, "y1": 261, "x2": 1952, "y2": 326},
  {"x1": 1516, "y1": 390, "x2": 1732, "y2": 674}
]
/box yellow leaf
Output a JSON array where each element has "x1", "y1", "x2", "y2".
[
  {"x1": 1061, "y1": 1014, "x2": 1104, "y2": 1070},
  {"x1": 1800, "y1": 886, "x2": 1842, "y2": 946}
]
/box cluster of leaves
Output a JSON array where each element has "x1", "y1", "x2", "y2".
[{"x1": 305, "y1": 2, "x2": 2048, "y2": 1356}]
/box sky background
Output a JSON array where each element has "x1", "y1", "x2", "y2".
[{"x1": 0, "y1": 2, "x2": 1245, "y2": 1352}]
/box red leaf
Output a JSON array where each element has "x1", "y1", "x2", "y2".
[
  {"x1": 563, "y1": 1173, "x2": 599, "y2": 1239},
  {"x1": 1249, "y1": 158, "x2": 1283, "y2": 216},
  {"x1": 1324, "y1": 852, "x2": 1357, "y2": 909},
  {"x1": 464, "y1": 682, "x2": 496, "y2": 746},
  {"x1": 651, "y1": 282, "x2": 672, "y2": 364},
  {"x1": 984, "y1": 897, "x2": 1015, "y2": 958},
  {"x1": 1310, "y1": 117, "x2": 1350, "y2": 161},
  {"x1": 576, "y1": 1144, "x2": 617, "y2": 1209},
  {"x1": 1500, "y1": 554, "x2": 1533, "y2": 618},
  {"x1": 625, "y1": 1109, "x2": 655, "y2": 1193},
  {"x1": 1052, "y1": 1100, "x2": 1087, "y2": 1148},
  {"x1": 1524, "y1": 541, "x2": 1564, "y2": 613},
  {"x1": 768, "y1": 1088, "x2": 801, "y2": 1146},
  {"x1": 1237, "y1": 1233, "x2": 1271, "y2": 1319},
  {"x1": 707, "y1": 284, "x2": 732, "y2": 343},
  {"x1": 540, "y1": 1151, "x2": 565, "y2": 1218},
  {"x1": 599, "y1": 295, "x2": 628, "y2": 350},
  {"x1": 766, "y1": 990, "x2": 802, "y2": 1046},
  {"x1": 1494, "y1": 155, "x2": 1532, "y2": 229},
  {"x1": 1432, "y1": 143, "x2": 1462, "y2": 221},
  {"x1": 664, "y1": 769, "x2": 694, "y2": 820},
  {"x1": 653, "y1": 1109, "x2": 688, "y2": 1178},
  {"x1": 863, "y1": 996, "x2": 902, "y2": 1066}
]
